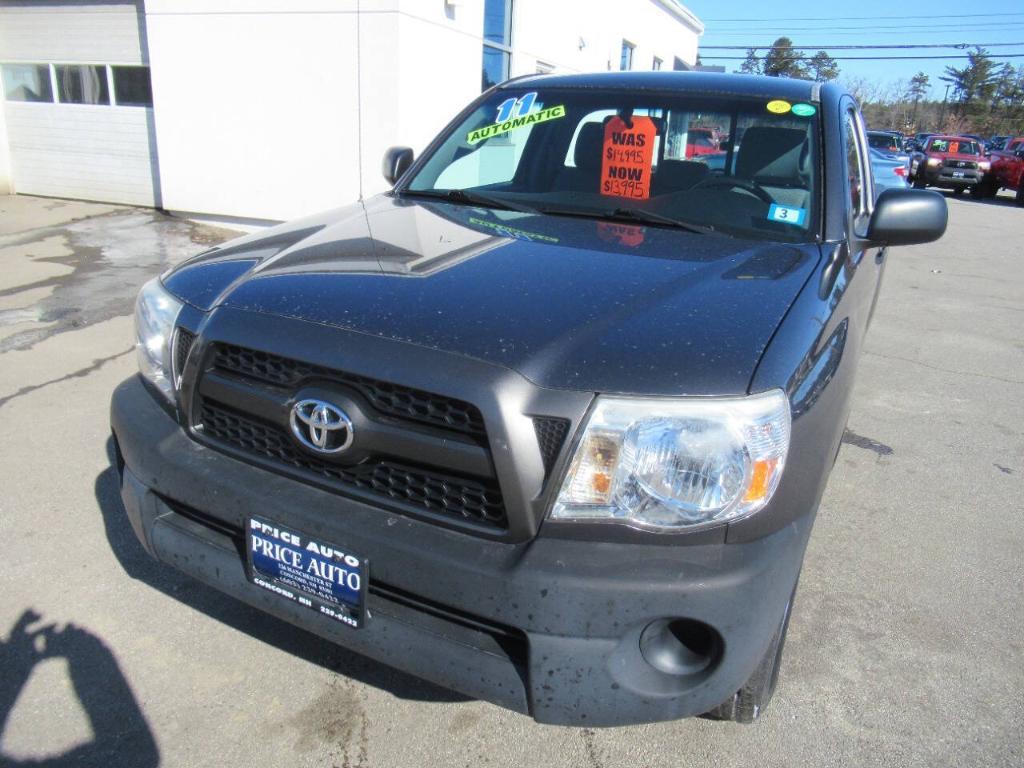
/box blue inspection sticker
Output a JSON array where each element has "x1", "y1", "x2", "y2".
[{"x1": 767, "y1": 203, "x2": 807, "y2": 226}]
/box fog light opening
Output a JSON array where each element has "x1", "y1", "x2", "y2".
[{"x1": 640, "y1": 619, "x2": 723, "y2": 677}]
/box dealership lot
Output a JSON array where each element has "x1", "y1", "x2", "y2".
[{"x1": 0, "y1": 193, "x2": 1021, "y2": 767}]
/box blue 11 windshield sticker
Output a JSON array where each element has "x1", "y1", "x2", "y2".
[
  {"x1": 467, "y1": 91, "x2": 566, "y2": 145},
  {"x1": 768, "y1": 203, "x2": 807, "y2": 226}
]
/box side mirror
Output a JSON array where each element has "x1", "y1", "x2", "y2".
[
  {"x1": 866, "y1": 188, "x2": 947, "y2": 246},
  {"x1": 382, "y1": 146, "x2": 414, "y2": 186}
]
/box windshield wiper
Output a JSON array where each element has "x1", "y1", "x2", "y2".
[
  {"x1": 535, "y1": 204, "x2": 714, "y2": 235},
  {"x1": 400, "y1": 188, "x2": 539, "y2": 214}
]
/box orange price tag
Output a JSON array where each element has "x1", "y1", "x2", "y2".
[{"x1": 600, "y1": 116, "x2": 656, "y2": 200}]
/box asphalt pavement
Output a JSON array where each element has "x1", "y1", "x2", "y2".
[{"x1": 0, "y1": 192, "x2": 1021, "y2": 767}]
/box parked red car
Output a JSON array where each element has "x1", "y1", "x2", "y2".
[
  {"x1": 910, "y1": 136, "x2": 989, "y2": 194},
  {"x1": 976, "y1": 136, "x2": 1024, "y2": 204},
  {"x1": 684, "y1": 127, "x2": 721, "y2": 158}
]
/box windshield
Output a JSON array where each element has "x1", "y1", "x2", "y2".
[
  {"x1": 868, "y1": 133, "x2": 901, "y2": 151},
  {"x1": 928, "y1": 138, "x2": 981, "y2": 155},
  {"x1": 404, "y1": 88, "x2": 822, "y2": 243}
]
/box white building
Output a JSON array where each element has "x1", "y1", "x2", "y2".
[{"x1": 0, "y1": 0, "x2": 703, "y2": 225}]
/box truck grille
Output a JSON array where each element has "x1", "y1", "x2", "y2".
[
  {"x1": 190, "y1": 343, "x2": 508, "y2": 530},
  {"x1": 172, "y1": 328, "x2": 196, "y2": 387},
  {"x1": 943, "y1": 159, "x2": 978, "y2": 170},
  {"x1": 212, "y1": 344, "x2": 486, "y2": 438},
  {"x1": 199, "y1": 400, "x2": 507, "y2": 528},
  {"x1": 533, "y1": 416, "x2": 570, "y2": 475}
]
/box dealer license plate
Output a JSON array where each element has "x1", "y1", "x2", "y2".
[
  {"x1": 246, "y1": 517, "x2": 367, "y2": 628},
  {"x1": 952, "y1": 171, "x2": 965, "y2": 178}
]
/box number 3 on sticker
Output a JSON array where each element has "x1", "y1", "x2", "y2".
[
  {"x1": 768, "y1": 203, "x2": 806, "y2": 226},
  {"x1": 495, "y1": 92, "x2": 537, "y2": 122}
]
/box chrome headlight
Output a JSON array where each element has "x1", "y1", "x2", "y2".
[
  {"x1": 551, "y1": 390, "x2": 791, "y2": 531},
  {"x1": 134, "y1": 278, "x2": 183, "y2": 400}
]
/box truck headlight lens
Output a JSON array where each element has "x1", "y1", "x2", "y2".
[
  {"x1": 551, "y1": 390, "x2": 790, "y2": 530},
  {"x1": 134, "y1": 278, "x2": 183, "y2": 401},
  {"x1": 926, "y1": 157, "x2": 942, "y2": 167},
  {"x1": 978, "y1": 160, "x2": 990, "y2": 171}
]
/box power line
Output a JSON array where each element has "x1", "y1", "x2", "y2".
[
  {"x1": 709, "y1": 29, "x2": 1024, "y2": 38},
  {"x1": 707, "y1": 23, "x2": 1024, "y2": 33},
  {"x1": 699, "y1": 53, "x2": 1024, "y2": 61},
  {"x1": 701, "y1": 42, "x2": 1024, "y2": 50},
  {"x1": 704, "y1": 12, "x2": 1024, "y2": 22}
]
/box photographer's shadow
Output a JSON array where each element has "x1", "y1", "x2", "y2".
[
  {"x1": 95, "y1": 437, "x2": 467, "y2": 704},
  {"x1": 0, "y1": 610, "x2": 159, "y2": 768}
]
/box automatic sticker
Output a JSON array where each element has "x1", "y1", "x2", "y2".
[{"x1": 467, "y1": 92, "x2": 566, "y2": 145}]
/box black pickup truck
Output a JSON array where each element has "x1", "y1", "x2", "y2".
[{"x1": 111, "y1": 72, "x2": 946, "y2": 726}]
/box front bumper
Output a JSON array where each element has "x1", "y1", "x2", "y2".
[
  {"x1": 920, "y1": 167, "x2": 982, "y2": 187},
  {"x1": 111, "y1": 374, "x2": 813, "y2": 726}
]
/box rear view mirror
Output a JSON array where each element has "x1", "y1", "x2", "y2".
[
  {"x1": 382, "y1": 146, "x2": 414, "y2": 186},
  {"x1": 866, "y1": 188, "x2": 947, "y2": 246}
]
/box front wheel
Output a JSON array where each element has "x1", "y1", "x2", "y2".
[
  {"x1": 704, "y1": 582, "x2": 797, "y2": 723},
  {"x1": 913, "y1": 176, "x2": 927, "y2": 189},
  {"x1": 971, "y1": 178, "x2": 996, "y2": 199},
  {"x1": 1016, "y1": 184, "x2": 1024, "y2": 207}
]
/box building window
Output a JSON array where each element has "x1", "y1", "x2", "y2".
[
  {"x1": 1, "y1": 63, "x2": 53, "y2": 102},
  {"x1": 652, "y1": 57, "x2": 663, "y2": 71},
  {"x1": 620, "y1": 41, "x2": 635, "y2": 71},
  {"x1": 482, "y1": 0, "x2": 512, "y2": 91},
  {"x1": 55, "y1": 64, "x2": 109, "y2": 105},
  {"x1": 112, "y1": 66, "x2": 152, "y2": 107}
]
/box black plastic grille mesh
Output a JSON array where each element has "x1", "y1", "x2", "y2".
[
  {"x1": 199, "y1": 400, "x2": 507, "y2": 528},
  {"x1": 211, "y1": 344, "x2": 486, "y2": 438},
  {"x1": 173, "y1": 328, "x2": 196, "y2": 385},
  {"x1": 532, "y1": 417, "x2": 570, "y2": 475}
]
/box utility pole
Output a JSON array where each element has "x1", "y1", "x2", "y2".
[{"x1": 939, "y1": 83, "x2": 951, "y2": 129}]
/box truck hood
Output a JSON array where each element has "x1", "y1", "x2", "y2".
[{"x1": 164, "y1": 195, "x2": 820, "y2": 396}]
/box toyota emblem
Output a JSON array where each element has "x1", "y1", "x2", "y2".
[{"x1": 290, "y1": 399, "x2": 354, "y2": 454}]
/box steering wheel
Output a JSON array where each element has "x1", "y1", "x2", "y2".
[{"x1": 691, "y1": 176, "x2": 775, "y2": 205}]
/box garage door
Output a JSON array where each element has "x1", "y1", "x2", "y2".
[{"x1": 0, "y1": 1, "x2": 160, "y2": 206}]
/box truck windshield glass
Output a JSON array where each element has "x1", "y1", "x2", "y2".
[
  {"x1": 928, "y1": 138, "x2": 981, "y2": 155},
  {"x1": 868, "y1": 133, "x2": 900, "y2": 151},
  {"x1": 404, "y1": 88, "x2": 822, "y2": 242}
]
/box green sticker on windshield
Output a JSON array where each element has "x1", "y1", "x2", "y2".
[
  {"x1": 791, "y1": 103, "x2": 816, "y2": 117},
  {"x1": 466, "y1": 104, "x2": 566, "y2": 145}
]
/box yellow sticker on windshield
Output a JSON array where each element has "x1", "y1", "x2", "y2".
[
  {"x1": 466, "y1": 104, "x2": 567, "y2": 145},
  {"x1": 766, "y1": 100, "x2": 792, "y2": 114}
]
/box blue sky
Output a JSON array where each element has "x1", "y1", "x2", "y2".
[{"x1": 683, "y1": 0, "x2": 1024, "y2": 98}]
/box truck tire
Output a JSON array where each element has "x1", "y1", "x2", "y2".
[
  {"x1": 704, "y1": 582, "x2": 797, "y2": 724},
  {"x1": 970, "y1": 180, "x2": 992, "y2": 199},
  {"x1": 913, "y1": 176, "x2": 926, "y2": 189},
  {"x1": 1016, "y1": 185, "x2": 1024, "y2": 207}
]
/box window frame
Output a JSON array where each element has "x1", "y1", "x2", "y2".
[
  {"x1": 0, "y1": 62, "x2": 55, "y2": 103},
  {"x1": 620, "y1": 40, "x2": 636, "y2": 71},
  {"x1": 53, "y1": 63, "x2": 111, "y2": 106},
  {"x1": 843, "y1": 106, "x2": 874, "y2": 225},
  {"x1": 481, "y1": 0, "x2": 513, "y2": 92},
  {"x1": 2, "y1": 62, "x2": 153, "y2": 108}
]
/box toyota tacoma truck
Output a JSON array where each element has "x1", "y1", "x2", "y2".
[
  {"x1": 910, "y1": 135, "x2": 988, "y2": 194},
  {"x1": 111, "y1": 72, "x2": 947, "y2": 726},
  {"x1": 975, "y1": 136, "x2": 1024, "y2": 203}
]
